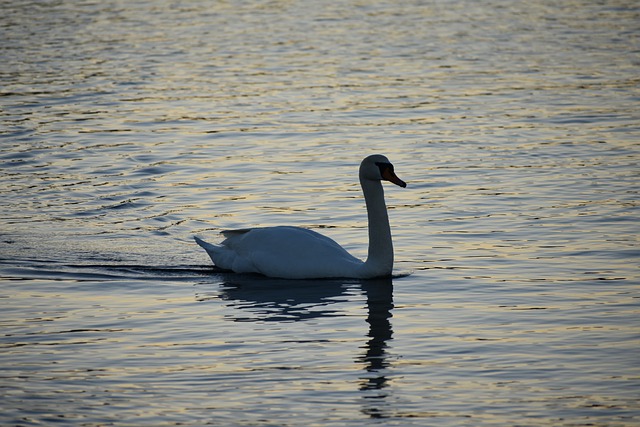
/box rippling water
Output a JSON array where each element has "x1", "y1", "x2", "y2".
[{"x1": 1, "y1": 1, "x2": 639, "y2": 426}]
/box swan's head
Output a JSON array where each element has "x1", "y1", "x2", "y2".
[{"x1": 360, "y1": 154, "x2": 407, "y2": 188}]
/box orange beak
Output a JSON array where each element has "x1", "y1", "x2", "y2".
[{"x1": 382, "y1": 167, "x2": 407, "y2": 188}]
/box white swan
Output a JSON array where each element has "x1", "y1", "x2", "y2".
[{"x1": 194, "y1": 154, "x2": 406, "y2": 279}]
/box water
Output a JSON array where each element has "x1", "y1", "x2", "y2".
[{"x1": 1, "y1": 0, "x2": 639, "y2": 425}]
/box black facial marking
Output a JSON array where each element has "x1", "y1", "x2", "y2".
[{"x1": 375, "y1": 161, "x2": 393, "y2": 175}]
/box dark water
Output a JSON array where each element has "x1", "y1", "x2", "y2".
[{"x1": 1, "y1": 1, "x2": 639, "y2": 426}]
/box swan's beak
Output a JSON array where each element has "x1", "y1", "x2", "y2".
[{"x1": 382, "y1": 166, "x2": 407, "y2": 188}]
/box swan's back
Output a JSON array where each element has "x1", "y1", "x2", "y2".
[{"x1": 196, "y1": 226, "x2": 364, "y2": 279}]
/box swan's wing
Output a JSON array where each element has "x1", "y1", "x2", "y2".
[{"x1": 218, "y1": 226, "x2": 363, "y2": 278}]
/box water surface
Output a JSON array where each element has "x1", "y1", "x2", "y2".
[{"x1": 1, "y1": 1, "x2": 639, "y2": 426}]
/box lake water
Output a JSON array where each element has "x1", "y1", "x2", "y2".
[{"x1": 1, "y1": 0, "x2": 639, "y2": 425}]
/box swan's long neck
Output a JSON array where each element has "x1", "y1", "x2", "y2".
[{"x1": 360, "y1": 177, "x2": 393, "y2": 277}]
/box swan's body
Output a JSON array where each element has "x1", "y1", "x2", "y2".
[{"x1": 195, "y1": 154, "x2": 406, "y2": 279}]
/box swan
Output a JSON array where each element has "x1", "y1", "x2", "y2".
[{"x1": 194, "y1": 154, "x2": 406, "y2": 279}]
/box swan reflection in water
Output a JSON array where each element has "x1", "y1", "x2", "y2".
[
  {"x1": 197, "y1": 275, "x2": 361, "y2": 322},
  {"x1": 195, "y1": 275, "x2": 395, "y2": 418},
  {"x1": 357, "y1": 279, "x2": 394, "y2": 408}
]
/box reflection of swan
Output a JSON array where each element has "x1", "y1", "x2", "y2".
[
  {"x1": 194, "y1": 154, "x2": 406, "y2": 279},
  {"x1": 358, "y1": 278, "x2": 395, "y2": 419},
  {"x1": 196, "y1": 275, "x2": 357, "y2": 322},
  {"x1": 358, "y1": 278, "x2": 394, "y2": 390},
  {"x1": 195, "y1": 275, "x2": 397, "y2": 416}
]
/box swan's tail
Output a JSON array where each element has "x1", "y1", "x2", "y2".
[
  {"x1": 194, "y1": 236, "x2": 235, "y2": 271},
  {"x1": 194, "y1": 235, "x2": 222, "y2": 266},
  {"x1": 194, "y1": 235, "x2": 217, "y2": 251}
]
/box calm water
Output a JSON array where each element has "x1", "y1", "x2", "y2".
[{"x1": 1, "y1": 0, "x2": 639, "y2": 425}]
